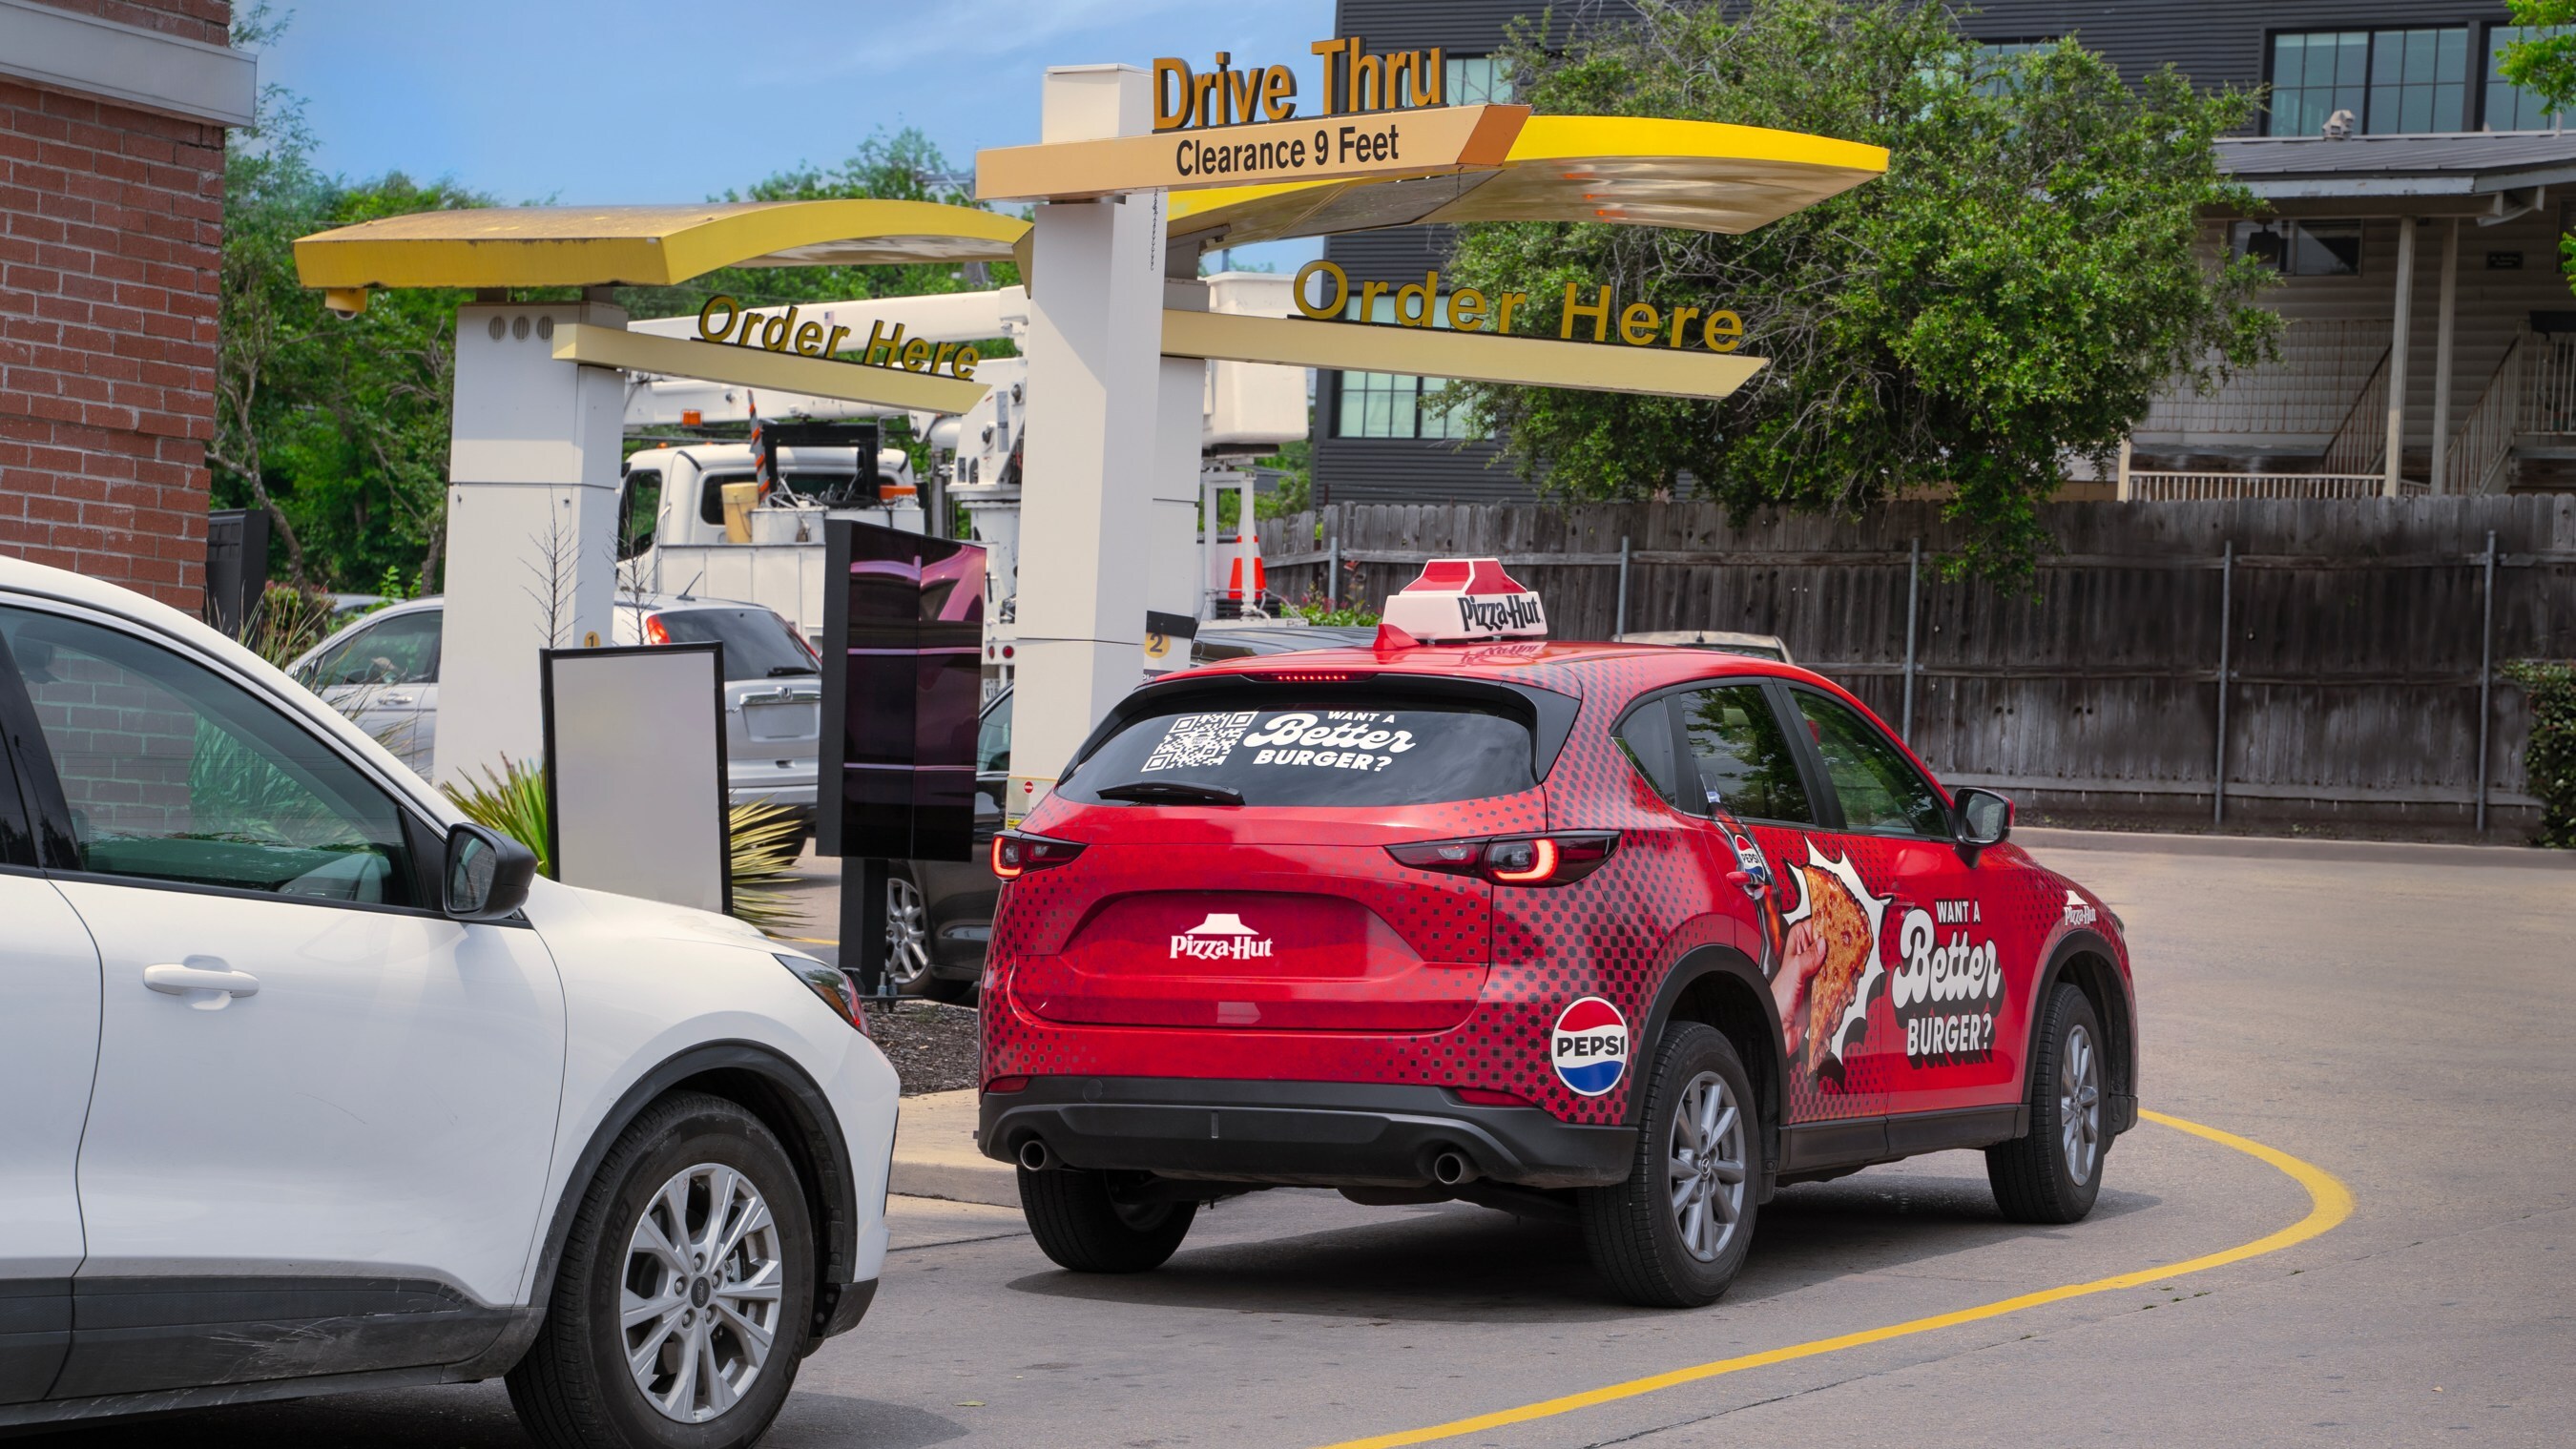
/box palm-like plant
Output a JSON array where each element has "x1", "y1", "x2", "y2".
[{"x1": 442, "y1": 758, "x2": 806, "y2": 933}]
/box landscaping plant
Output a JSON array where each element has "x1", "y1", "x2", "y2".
[
  {"x1": 2504, "y1": 661, "x2": 2576, "y2": 848},
  {"x1": 442, "y1": 759, "x2": 809, "y2": 931}
]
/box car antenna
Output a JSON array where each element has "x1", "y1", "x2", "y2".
[{"x1": 678, "y1": 568, "x2": 704, "y2": 600}]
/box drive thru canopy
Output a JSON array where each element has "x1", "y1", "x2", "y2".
[{"x1": 287, "y1": 88, "x2": 1885, "y2": 826}]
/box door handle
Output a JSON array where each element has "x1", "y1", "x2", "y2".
[
  {"x1": 143, "y1": 963, "x2": 260, "y2": 1002},
  {"x1": 377, "y1": 693, "x2": 416, "y2": 706}
]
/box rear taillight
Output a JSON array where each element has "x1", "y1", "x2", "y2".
[
  {"x1": 776, "y1": 953, "x2": 869, "y2": 1035},
  {"x1": 1257, "y1": 669, "x2": 1353, "y2": 683},
  {"x1": 1384, "y1": 832, "x2": 1617, "y2": 887},
  {"x1": 643, "y1": 612, "x2": 671, "y2": 645},
  {"x1": 992, "y1": 830, "x2": 1086, "y2": 880}
]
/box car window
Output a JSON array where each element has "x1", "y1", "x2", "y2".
[
  {"x1": 308, "y1": 609, "x2": 441, "y2": 689},
  {"x1": 1673, "y1": 684, "x2": 1814, "y2": 823},
  {"x1": 1063, "y1": 693, "x2": 1536, "y2": 808},
  {"x1": 0, "y1": 607, "x2": 417, "y2": 905},
  {"x1": 649, "y1": 607, "x2": 817, "y2": 682},
  {"x1": 619, "y1": 467, "x2": 662, "y2": 560},
  {"x1": 1614, "y1": 699, "x2": 1684, "y2": 807},
  {"x1": 1792, "y1": 690, "x2": 1948, "y2": 838},
  {"x1": 977, "y1": 693, "x2": 1012, "y2": 774}
]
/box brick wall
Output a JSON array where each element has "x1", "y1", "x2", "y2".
[{"x1": 0, "y1": 0, "x2": 230, "y2": 612}]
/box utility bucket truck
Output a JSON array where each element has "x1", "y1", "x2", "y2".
[{"x1": 612, "y1": 277, "x2": 1309, "y2": 672}]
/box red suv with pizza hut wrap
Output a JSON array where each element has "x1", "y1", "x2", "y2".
[{"x1": 978, "y1": 560, "x2": 2136, "y2": 1307}]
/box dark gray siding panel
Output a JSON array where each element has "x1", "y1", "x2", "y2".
[
  {"x1": 1313, "y1": 438, "x2": 1534, "y2": 504},
  {"x1": 1325, "y1": 226, "x2": 1460, "y2": 280},
  {"x1": 1338, "y1": 1, "x2": 2520, "y2": 103},
  {"x1": 1958, "y1": 1, "x2": 2514, "y2": 96},
  {"x1": 1333, "y1": 0, "x2": 1638, "y2": 53}
]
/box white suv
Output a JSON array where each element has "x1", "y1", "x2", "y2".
[{"x1": 0, "y1": 559, "x2": 895, "y2": 1448}]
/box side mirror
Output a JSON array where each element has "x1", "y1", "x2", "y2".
[
  {"x1": 446, "y1": 822, "x2": 537, "y2": 921},
  {"x1": 1951, "y1": 787, "x2": 2014, "y2": 851}
]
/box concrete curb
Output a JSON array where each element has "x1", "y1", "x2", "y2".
[
  {"x1": 891, "y1": 1087, "x2": 1017, "y2": 1209},
  {"x1": 2014, "y1": 825, "x2": 2576, "y2": 871},
  {"x1": 888, "y1": 1154, "x2": 1017, "y2": 1209}
]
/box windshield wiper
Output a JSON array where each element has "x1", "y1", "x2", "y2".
[
  {"x1": 766, "y1": 664, "x2": 819, "y2": 676},
  {"x1": 1094, "y1": 781, "x2": 1244, "y2": 807}
]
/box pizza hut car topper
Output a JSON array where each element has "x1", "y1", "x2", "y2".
[{"x1": 1381, "y1": 558, "x2": 1548, "y2": 643}]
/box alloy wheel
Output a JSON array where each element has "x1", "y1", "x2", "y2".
[
  {"x1": 884, "y1": 876, "x2": 931, "y2": 987},
  {"x1": 620, "y1": 1163, "x2": 785, "y2": 1423},
  {"x1": 2060, "y1": 1022, "x2": 2103, "y2": 1187},
  {"x1": 1666, "y1": 1069, "x2": 1748, "y2": 1263}
]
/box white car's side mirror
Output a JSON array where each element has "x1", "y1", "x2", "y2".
[{"x1": 446, "y1": 823, "x2": 537, "y2": 921}]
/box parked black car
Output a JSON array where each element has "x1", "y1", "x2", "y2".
[{"x1": 884, "y1": 623, "x2": 1378, "y2": 1002}]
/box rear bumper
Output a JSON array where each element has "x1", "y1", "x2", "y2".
[{"x1": 978, "y1": 1077, "x2": 1634, "y2": 1190}]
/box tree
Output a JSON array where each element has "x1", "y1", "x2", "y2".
[
  {"x1": 2498, "y1": 2, "x2": 2576, "y2": 113},
  {"x1": 214, "y1": 71, "x2": 1017, "y2": 589},
  {"x1": 1442, "y1": 0, "x2": 2280, "y2": 578},
  {"x1": 613, "y1": 128, "x2": 1022, "y2": 323},
  {"x1": 215, "y1": 6, "x2": 489, "y2": 592}
]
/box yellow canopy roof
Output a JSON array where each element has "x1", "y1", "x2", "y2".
[
  {"x1": 291, "y1": 118, "x2": 1881, "y2": 295},
  {"x1": 294, "y1": 199, "x2": 1028, "y2": 291},
  {"x1": 1168, "y1": 115, "x2": 1887, "y2": 247}
]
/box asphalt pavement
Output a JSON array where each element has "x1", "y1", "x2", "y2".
[{"x1": 33, "y1": 834, "x2": 2575, "y2": 1448}]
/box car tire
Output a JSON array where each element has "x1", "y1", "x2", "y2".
[
  {"x1": 508, "y1": 1091, "x2": 815, "y2": 1449},
  {"x1": 1577, "y1": 1022, "x2": 1760, "y2": 1309},
  {"x1": 1017, "y1": 1168, "x2": 1195, "y2": 1273},
  {"x1": 1986, "y1": 983, "x2": 2109, "y2": 1225}
]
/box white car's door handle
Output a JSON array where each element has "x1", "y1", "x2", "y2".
[
  {"x1": 143, "y1": 963, "x2": 260, "y2": 999},
  {"x1": 378, "y1": 693, "x2": 416, "y2": 706}
]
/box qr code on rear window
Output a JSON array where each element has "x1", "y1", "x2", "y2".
[{"x1": 1141, "y1": 712, "x2": 1256, "y2": 772}]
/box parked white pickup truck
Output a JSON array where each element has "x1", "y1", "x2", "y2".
[{"x1": 619, "y1": 442, "x2": 925, "y2": 645}]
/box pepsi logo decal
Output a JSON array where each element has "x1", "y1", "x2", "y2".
[{"x1": 1551, "y1": 997, "x2": 1631, "y2": 1097}]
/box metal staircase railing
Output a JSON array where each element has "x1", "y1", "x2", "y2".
[
  {"x1": 2444, "y1": 330, "x2": 2525, "y2": 497},
  {"x1": 2320, "y1": 345, "x2": 2392, "y2": 479}
]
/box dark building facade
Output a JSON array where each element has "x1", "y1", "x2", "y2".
[{"x1": 1314, "y1": 0, "x2": 2548, "y2": 504}]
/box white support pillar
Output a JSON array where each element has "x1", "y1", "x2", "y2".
[
  {"x1": 2384, "y1": 217, "x2": 2418, "y2": 498},
  {"x1": 1152, "y1": 277, "x2": 1211, "y2": 625},
  {"x1": 1005, "y1": 64, "x2": 1164, "y2": 820},
  {"x1": 2430, "y1": 217, "x2": 2462, "y2": 495},
  {"x1": 434, "y1": 300, "x2": 626, "y2": 788}
]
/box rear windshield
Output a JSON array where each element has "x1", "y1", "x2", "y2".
[
  {"x1": 651, "y1": 608, "x2": 816, "y2": 682},
  {"x1": 1063, "y1": 697, "x2": 1536, "y2": 807}
]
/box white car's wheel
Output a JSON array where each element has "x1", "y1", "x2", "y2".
[{"x1": 509, "y1": 1092, "x2": 814, "y2": 1449}]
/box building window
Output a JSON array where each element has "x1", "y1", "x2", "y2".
[
  {"x1": 2486, "y1": 25, "x2": 2569, "y2": 131},
  {"x1": 2231, "y1": 220, "x2": 2364, "y2": 278},
  {"x1": 1444, "y1": 55, "x2": 1511, "y2": 105},
  {"x1": 1330, "y1": 285, "x2": 1479, "y2": 440},
  {"x1": 1336, "y1": 373, "x2": 1474, "y2": 439},
  {"x1": 2268, "y1": 29, "x2": 2468, "y2": 136},
  {"x1": 1969, "y1": 39, "x2": 2052, "y2": 96}
]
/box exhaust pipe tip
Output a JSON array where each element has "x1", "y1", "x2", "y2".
[
  {"x1": 1016, "y1": 1138, "x2": 1052, "y2": 1172},
  {"x1": 1430, "y1": 1149, "x2": 1476, "y2": 1187}
]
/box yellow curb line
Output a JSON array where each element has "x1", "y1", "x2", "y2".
[{"x1": 1312, "y1": 1108, "x2": 2354, "y2": 1449}]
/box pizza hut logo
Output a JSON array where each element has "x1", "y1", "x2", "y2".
[
  {"x1": 2064, "y1": 889, "x2": 2098, "y2": 928},
  {"x1": 1381, "y1": 557, "x2": 1549, "y2": 641},
  {"x1": 1170, "y1": 913, "x2": 1275, "y2": 962},
  {"x1": 1454, "y1": 591, "x2": 1545, "y2": 633}
]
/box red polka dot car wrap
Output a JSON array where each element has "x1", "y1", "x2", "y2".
[{"x1": 982, "y1": 641, "x2": 2132, "y2": 1140}]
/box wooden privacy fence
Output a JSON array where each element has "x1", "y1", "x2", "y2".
[{"x1": 1256, "y1": 497, "x2": 2576, "y2": 839}]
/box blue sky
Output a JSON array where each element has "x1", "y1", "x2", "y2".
[{"x1": 252, "y1": 0, "x2": 1333, "y2": 270}]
